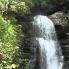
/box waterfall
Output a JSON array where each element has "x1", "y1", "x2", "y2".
[{"x1": 32, "y1": 15, "x2": 63, "y2": 69}]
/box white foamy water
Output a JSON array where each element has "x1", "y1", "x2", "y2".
[{"x1": 33, "y1": 15, "x2": 63, "y2": 69}]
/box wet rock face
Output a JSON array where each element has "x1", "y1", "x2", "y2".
[
  {"x1": 50, "y1": 11, "x2": 69, "y2": 69},
  {"x1": 50, "y1": 11, "x2": 68, "y2": 39},
  {"x1": 50, "y1": 11, "x2": 69, "y2": 39},
  {"x1": 50, "y1": 11, "x2": 64, "y2": 25}
]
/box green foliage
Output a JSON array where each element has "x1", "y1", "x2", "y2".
[
  {"x1": 0, "y1": 16, "x2": 19, "y2": 69},
  {"x1": 0, "y1": 0, "x2": 69, "y2": 16},
  {"x1": 9, "y1": 1, "x2": 31, "y2": 15},
  {"x1": 0, "y1": 0, "x2": 9, "y2": 15},
  {"x1": 0, "y1": 0, "x2": 31, "y2": 16}
]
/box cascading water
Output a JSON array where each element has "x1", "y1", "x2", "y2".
[{"x1": 32, "y1": 15, "x2": 64, "y2": 69}]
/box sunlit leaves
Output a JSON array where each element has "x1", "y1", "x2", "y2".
[
  {"x1": 9, "y1": 1, "x2": 31, "y2": 15},
  {"x1": 0, "y1": 0, "x2": 9, "y2": 15},
  {"x1": 0, "y1": 16, "x2": 19, "y2": 69}
]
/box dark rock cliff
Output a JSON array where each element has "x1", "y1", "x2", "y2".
[{"x1": 50, "y1": 11, "x2": 69, "y2": 69}]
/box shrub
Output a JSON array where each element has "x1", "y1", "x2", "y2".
[{"x1": 0, "y1": 16, "x2": 19, "y2": 69}]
